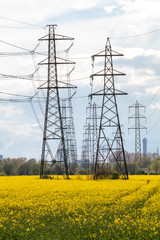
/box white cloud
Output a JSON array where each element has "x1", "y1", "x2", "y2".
[
  {"x1": 0, "y1": 105, "x2": 23, "y2": 117},
  {"x1": 104, "y1": 5, "x2": 117, "y2": 14},
  {"x1": 146, "y1": 86, "x2": 160, "y2": 96},
  {"x1": 0, "y1": 120, "x2": 41, "y2": 136},
  {"x1": 73, "y1": 0, "x2": 101, "y2": 10},
  {"x1": 0, "y1": 0, "x2": 105, "y2": 24},
  {"x1": 150, "y1": 102, "x2": 160, "y2": 109},
  {"x1": 119, "y1": 48, "x2": 160, "y2": 60},
  {"x1": 2, "y1": 141, "x2": 14, "y2": 150}
]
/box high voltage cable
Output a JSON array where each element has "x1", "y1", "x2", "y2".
[
  {"x1": 0, "y1": 38, "x2": 90, "y2": 59},
  {"x1": 0, "y1": 77, "x2": 44, "y2": 82},
  {"x1": 30, "y1": 53, "x2": 45, "y2": 117},
  {"x1": 0, "y1": 39, "x2": 43, "y2": 54},
  {"x1": 147, "y1": 104, "x2": 160, "y2": 119},
  {"x1": 144, "y1": 87, "x2": 160, "y2": 122},
  {"x1": 0, "y1": 71, "x2": 90, "y2": 82},
  {"x1": 72, "y1": 95, "x2": 88, "y2": 99},
  {"x1": 0, "y1": 26, "x2": 42, "y2": 29},
  {"x1": 71, "y1": 56, "x2": 90, "y2": 59},
  {"x1": 147, "y1": 118, "x2": 160, "y2": 134},
  {"x1": 0, "y1": 16, "x2": 44, "y2": 28},
  {"x1": 1, "y1": 15, "x2": 160, "y2": 38},
  {"x1": 0, "y1": 69, "x2": 40, "y2": 80},
  {"x1": 0, "y1": 91, "x2": 31, "y2": 98},
  {"x1": 0, "y1": 39, "x2": 34, "y2": 52},
  {"x1": 0, "y1": 51, "x2": 47, "y2": 56},
  {"x1": 30, "y1": 101, "x2": 43, "y2": 131},
  {"x1": 142, "y1": 116, "x2": 160, "y2": 138},
  {"x1": 0, "y1": 99, "x2": 44, "y2": 103},
  {"x1": 0, "y1": 98, "x2": 29, "y2": 102},
  {"x1": 0, "y1": 90, "x2": 45, "y2": 100},
  {"x1": 146, "y1": 84, "x2": 160, "y2": 107},
  {"x1": 111, "y1": 28, "x2": 160, "y2": 39}
]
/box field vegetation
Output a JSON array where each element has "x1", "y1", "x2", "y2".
[{"x1": 0, "y1": 175, "x2": 160, "y2": 239}]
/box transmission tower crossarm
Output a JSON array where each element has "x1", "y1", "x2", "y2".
[
  {"x1": 92, "y1": 49, "x2": 124, "y2": 57},
  {"x1": 89, "y1": 89, "x2": 127, "y2": 96},
  {"x1": 39, "y1": 31, "x2": 74, "y2": 41},
  {"x1": 90, "y1": 69, "x2": 125, "y2": 77}
]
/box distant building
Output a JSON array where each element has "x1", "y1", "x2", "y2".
[
  {"x1": 0, "y1": 155, "x2": 3, "y2": 160},
  {"x1": 143, "y1": 138, "x2": 147, "y2": 157},
  {"x1": 157, "y1": 147, "x2": 159, "y2": 158}
]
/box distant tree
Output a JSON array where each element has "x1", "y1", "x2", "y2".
[
  {"x1": 52, "y1": 164, "x2": 64, "y2": 175},
  {"x1": 126, "y1": 162, "x2": 140, "y2": 175},
  {"x1": 24, "y1": 159, "x2": 40, "y2": 175},
  {"x1": 0, "y1": 160, "x2": 3, "y2": 172},
  {"x1": 32, "y1": 161, "x2": 40, "y2": 175},
  {"x1": 18, "y1": 162, "x2": 26, "y2": 175},
  {"x1": 77, "y1": 168, "x2": 87, "y2": 175},
  {"x1": 0, "y1": 157, "x2": 40, "y2": 176},
  {"x1": 69, "y1": 162, "x2": 78, "y2": 175},
  {"x1": 139, "y1": 157, "x2": 151, "y2": 168},
  {"x1": 151, "y1": 158, "x2": 160, "y2": 174},
  {"x1": 112, "y1": 162, "x2": 129, "y2": 175},
  {"x1": 3, "y1": 161, "x2": 15, "y2": 175}
]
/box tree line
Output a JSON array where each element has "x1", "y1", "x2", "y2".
[
  {"x1": 0, "y1": 155, "x2": 160, "y2": 176},
  {"x1": 0, "y1": 158, "x2": 40, "y2": 176}
]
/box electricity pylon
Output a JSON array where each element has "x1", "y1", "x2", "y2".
[
  {"x1": 65, "y1": 46, "x2": 77, "y2": 172},
  {"x1": 58, "y1": 98, "x2": 77, "y2": 174},
  {"x1": 81, "y1": 102, "x2": 100, "y2": 174},
  {"x1": 90, "y1": 37, "x2": 128, "y2": 179},
  {"x1": 39, "y1": 25, "x2": 76, "y2": 178},
  {"x1": 128, "y1": 100, "x2": 147, "y2": 164}
]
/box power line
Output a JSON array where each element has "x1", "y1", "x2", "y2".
[
  {"x1": 146, "y1": 86, "x2": 160, "y2": 107},
  {"x1": 70, "y1": 56, "x2": 90, "y2": 59},
  {"x1": 30, "y1": 101, "x2": 43, "y2": 131},
  {"x1": 145, "y1": 88, "x2": 160, "y2": 120},
  {"x1": 147, "y1": 104, "x2": 160, "y2": 119},
  {"x1": 70, "y1": 76, "x2": 89, "y2": 82},
  {"x1": 0, "y1": 69, "x2": 40, "y2": 80},
  {"x1": 0, "y1": 90, "x2": 45, "y2": 100},
  {"x1": 0, "y1": 26, "x2": 42, "y2": 29},
  {"x1": 0, "y1": 39, "x2": 34, "y2": 52},
  {"x1": 72, "y1": 95, "x2": 88, "y2": 99},
  {"x1": 0, "y1": 98, "x2": 44, "y2": 103},
  {"x1": 0, "y1": 39, "x2": 42, "y2": 54},
  {"x1": 0, "y1": 91, "x2": 31, "y2": 98},
  {"x1": 147, "y1": 118, "x2": 160, "y2": 134},
  {"x1": 0, "y1": 51, "x2": 47, "y2": 56},
  {"x1": 0, "y1": 16, "x2": 43, "y2": 28},
  {"x1": 111, "y1": 28, "x2": 160, "y2": 39}
]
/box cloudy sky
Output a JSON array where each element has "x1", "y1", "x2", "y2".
[{"x1": 0, "y1": 0, "x2": 160, "y2": 159}]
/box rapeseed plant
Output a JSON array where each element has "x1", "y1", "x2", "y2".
[{"x1": 0, "y1": 175, "x2": 160, "y2": 239}]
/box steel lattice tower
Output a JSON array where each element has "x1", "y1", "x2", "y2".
[
  {"x1": 39, "y1": 25, "x2": 75, "y2": 178},
  {"x1": 90, "y1": 38, "x2": 128, "y2": 179},
  {"x1": 57, "y1": 98, "x2": 77, "y2": 174},
  {"x1": 81, "y1": 123, "x2": 91, "y2": 174},
  {"x1": 65, "y1": 47, "x2": 77, "y2": 172},
  {"x1": 128, "y1": 100, "x2": 146, "y2": 164},
  {"x1": 81, "y1": 102, "x2": 100, "y2": 173}
]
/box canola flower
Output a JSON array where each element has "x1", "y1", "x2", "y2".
[{"x1": 0, "y1": 175, "x2": 160, "y2": 239}]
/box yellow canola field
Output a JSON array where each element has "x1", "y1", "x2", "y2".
[{"x1": 0, "y1": 175, "x2": 160, "y2": 239}]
